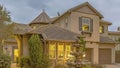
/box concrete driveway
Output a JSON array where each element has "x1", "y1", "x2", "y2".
[{"x1": 106, "y1": 64, "x2": 120, "y2": 68}]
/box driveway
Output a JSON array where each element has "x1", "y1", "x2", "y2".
[{"x1": 106, "y1": 64, "x2": 120, "y2": 68}]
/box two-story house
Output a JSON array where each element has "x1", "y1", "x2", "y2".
[{"x1": 4, "y1": 2, "x2": 116, "y2": 66}]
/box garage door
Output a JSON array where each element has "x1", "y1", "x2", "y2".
[
  {"x1": 99, "y1": 48, "x2": 111, "y2": 64},
  {"x1": 85, "y1": 48, "x2": 93, "y2": 63}
]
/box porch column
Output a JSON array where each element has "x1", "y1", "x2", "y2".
[
  {"x1": 112, "y1": 47, "x2": 115, "y2": 63},
  {"x1": 93, "y1": 44, "x2": 99, "y2": 64}
]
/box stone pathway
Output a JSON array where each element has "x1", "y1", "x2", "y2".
[{"x1": 11, "y1": 63, "x2": 19, "y2": 68}]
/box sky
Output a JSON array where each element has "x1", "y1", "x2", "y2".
[{"x1": 0, "y1": 0, "x2": 120, "y2": 31}]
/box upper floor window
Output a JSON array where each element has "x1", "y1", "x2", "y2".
[
  {"x1": 82, "y1": 18, "x2": 90, "y2": 31},
  {"x1": 99, "y1": 26, "x2": 104, "y2": 33},
  {"x1": 79, "y1": 17, "x2": 93, "y2": 32}
]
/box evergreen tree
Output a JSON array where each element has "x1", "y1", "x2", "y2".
[
  {"x1": 0, "y1": 5, "x2": 12, "y2": 53},
  {"x1": 28, "y1": 34, "x2": 43, "y2": 68}
]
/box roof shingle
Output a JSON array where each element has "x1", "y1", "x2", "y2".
[
  {"x1": 30, "y1": 11, "x2": 51, "y2": 24},
  {"x1": 28, "y1": 25, "x2": 81, "y2": 42},
  {"x1": 100, "y1": 36, "x2": 115, "y2": 43}
]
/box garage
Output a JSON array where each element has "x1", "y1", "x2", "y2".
[
  {"x1": 85, "y1": 48, "x2": 93, "y2": 63},
  {"x1": 99, "y1": 48, "x2": 111, "y2": 64}
]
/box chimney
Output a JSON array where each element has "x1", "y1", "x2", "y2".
[
  {"x1": 57, "y1": 12, "x2": 60, "y2": 16},
  {"x1": 117, "y1": 26, "x2": 120, "y2": 31}
]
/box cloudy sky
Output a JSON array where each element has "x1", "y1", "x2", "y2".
[{"x1": 0, "y1": 0, "x2": 120, "y2": 31}]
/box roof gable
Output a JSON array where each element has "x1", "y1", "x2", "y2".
[
  {"x1": 52, "y1": 2, "x2": 103, "y2": 23},
  {"x1": 70, "y1": 2, "x2": 103, "y2": 18},
  {"x1": 76, "y1": 6, "x2": 97, "y2": 15}
]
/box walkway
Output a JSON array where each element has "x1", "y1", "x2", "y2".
[
  {"x1": 11, "y1": 63, "x2": 19, "y2": 68},
  {"x1": 106, "y1": 64, "x2": 120, "y2": 68}
]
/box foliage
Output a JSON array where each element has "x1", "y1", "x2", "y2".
[
  {"x1": 0, "y1": 5, "x2": 13, "y2": 53},
  {"x1": 0, "y1": 53, "x2": 11, "y2": 68},
  {"x1": 41, "y1": 55, "x2": 51, "y2": 68},
  {"x1": 28, "y1": 34, "x2": 43, "y2": 68},
  {"x1": 78, "y1": 36, "x2": 86, "y2": 52},
  {"x1": 82, "y1": 64, "x2": 104, "y2": 68},
  {"x1": 19, "y1": 56, "x2": 30, "y2": 68},
  {"x1": 54, "y1": 63, "x2": 66, "y2": 68},
  {"x1": 82, "y1": 64, "x2": 91, "y2": 68}
]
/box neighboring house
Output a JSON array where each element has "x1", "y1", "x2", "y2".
[
  {"x1": 3, "y1": 38, "x2": 18, "y2": 62},
  {"x1": 6, "y1": 2, "x2": 116, "y2": 65},
  {"x1": 108, "y1": 27, "x2": 120, "y2": 51}
]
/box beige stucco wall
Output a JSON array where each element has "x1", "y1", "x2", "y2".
[
  {"x1": 22, "y1": 35, "x2": 29, "y2": 56},
  {"x1": 70, "y1": 12, "x2": 100, "y2": 42},
  {"x1": 86, "y1": 42, "x2": 99, "y2": 64}
]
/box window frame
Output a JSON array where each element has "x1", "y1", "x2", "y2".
[
  {"x1": 99, "y1": 26, "x2": 104, "y2": 33},
  {"x1": 81, "y1": 17, "x2": 91, "y2": 32},
  {"x1": 57, "y1": 43, "x2": 64, "y2": 59},
  {"x1": 49, "y1": 42, "x2": 56, "y2": 59}
]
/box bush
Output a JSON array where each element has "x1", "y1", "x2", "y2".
[
  {"x1": 54, "y1": 63, "x2": 67, "y2": 68},
  {"x1": 41, "y1": 55, "x2": 51, "y2": 68},
  {"x1": 19, "y1": 56, "x2": 30, "y2": 68},
  {"x1": 0, "y1": 53, "x2": 11, "y2": 68}
]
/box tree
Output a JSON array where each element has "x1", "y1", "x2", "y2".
[
  {"x1": 28, "y1": 34, "x2": 43, "y2": 68},
  {"x1": 66, "y1": 36, "x2": 86, "y2": 68},
  {"x1": 0, "y1": 5, "x2": 12, "y2": 53}
]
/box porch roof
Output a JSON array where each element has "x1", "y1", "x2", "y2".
[
  {"x1": 100, "y1": 36, "x2": 116, "y2": 44},
  {"x1": 28, "y1": 25, "x2": 81, "y2": 42},
  {"x1": 13, "y1": 23, "x2": 32, "y2": 35}
]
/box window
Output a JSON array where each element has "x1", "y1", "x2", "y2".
[
  {"x1": 99, "y1": 26, "x2": 104, "y2": 33},
  {"x1": 64, "y1": 17, "x2": 68, "y2": 28},
  {"x1": 65, "y1": 44, "x2": 71, "y2": 58},
  {"x1": 58, "y1": 43, "x2": 64, "y2": 58},
  {"x1": 82, "y1": 18, "x2": 91, "y2": 31},
  {"x1": 49, "y1": 42, "x2": 56, "y2": 59}
]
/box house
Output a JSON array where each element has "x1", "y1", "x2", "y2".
[
  {"x1": 108, "y1": 27, "x2": 120, "y2": 51},
  {"x1": 4, "y1": 2, "x2": 116, "y2": 65}
]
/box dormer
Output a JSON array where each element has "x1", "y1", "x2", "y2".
[{"x1": 29, "y1": 10, "x2": 51, "y2": 28}]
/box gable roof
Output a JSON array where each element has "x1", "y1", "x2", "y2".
[
  {"x1": 52, "y1": 2, "x2": 103, "y2": 23},
  {"x1": 30, "y1": 10, "x2": 51, "y2": 25},
  {"x1": 70, "y1": 2, "x2": 103, "y2": 17},
  {"x1": 28, "y1": 25, "x2": 81, "y2": 42}
]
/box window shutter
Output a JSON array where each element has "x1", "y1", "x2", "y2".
[
  {"x1": 79, "y1": 17, "x2": 82, "y2": 31},
  {"x1": 102, "y1": 26, "x2": 104, "y2": 33},
  {"x1": 90, "y1": 19, "x2": 93, "y2": 32}
]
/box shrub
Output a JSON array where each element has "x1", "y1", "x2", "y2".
[
  {"x1": 0, "y1": 53, "x2": 11, "y2": 68},
  {"x1": 41, "y1": 55, "x2": 51, "y2": 68},
  {"x1": 19, "y1": 56, "x2": 30, "y2": 68},
  {"x1": 28, "y1": 34, "x2": 43, "y2": 68},
  {"x1": 54, "y1": 63, "x2": 66, "y2": 68}
]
